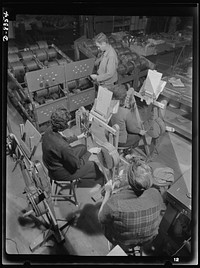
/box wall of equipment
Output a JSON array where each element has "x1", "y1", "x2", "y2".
[{"x1": 7, "y1": 40, "x2": 95, "y2": 132}]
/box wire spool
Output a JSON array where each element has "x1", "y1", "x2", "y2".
[
  {"x1": 123, "y1": 47, "x2": 131, "y2": 54},
  {"x1": 10, "y1": 61, "x2": 25, "y2": 83},
  {"x1": 117, "y1": 48, "x2": 126, "y2": 56},
  {"x1": 90, "y1": 46, "x2": 99, "y2": 56},
  {"x1": 125, "y1": 53, "x2": 133, "y2": 62},
  {"x1": 133, "y1": 59, "x2": 141, "y2": 70},
  {"x1": 120, "y1": 54, "x2": 129, "y2": 65},
  {"x1": 139, "y1": 57, "x2": 148, "y2": 71},
  {"x1": 20, "y1": 50, "x2": 34, "y2": 61},
  {"x1": 36, "y1": 40, "x2": 48, "y2": 49},
  {"x1": 115, "y1": 42, "x2": 123, "y2": 49},
  {"x1": 108, "y1": 36, "x2": 116, "y2": 44},
  {"x1": 29, "y1": 43, "x2": 39, "y2": 51},
  {"x1": 35, "y1": 88, "x2": 48, "y2": 98},
  {"x1": 125, "y1": 61, "x2": 135, "y2": 74},
  {"x1": 47, "y1": 60, "x2": 59, "y2": 68},
  {"x1": 117, "y1": 63, "x2": 127, "y2": 75},
  {"x1": 51, "y1": 93, "x2": 59, "y2": 100},
  {"x1": 35, "y1": 49, "x2": 48, "y2": 62},
  {"x1": 46, "y1": 48, "x2": 57, "y2": 60},
  {"x1": 78, "y1": 78, "x2": 90, "y2": 89},
  {"x1": 43, "y1": 60, "x2": 49, "y2": 66},
  {"x1": 23, "y1": 60, "x2": 39, "y2": 72},
  {"x1": 131, "y1": 52, "x2": 138, "y2": 61},
  {"x1": 8, "y1": 46, "x2": 19, "y2": 54},
  {"x1": 48, "y1": 85, "x2": 60, "y2": 95},
  {"x1": 120, "y1": 54, "x2": 133, "y2": 65},
  {"x1": 57, "y1": 58, "x2": 67, "y2": 65},
  {"x1": 36, "y1": 97, "x2": 46, "y2": 105},
  {"x1": 67, "y1": 80, "x2": 77, "y2": 91},
  {"x1": 8, "y1": 53, "x2": 20, "y2": 63},
  {"x1": 112, "y1": 42, "x2": 122, "y2": 50}
]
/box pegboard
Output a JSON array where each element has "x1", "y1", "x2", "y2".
[
  {"x1": 68, "y1": 87, "x2": 95, "y2": 112},
  {"x1": 64, "y1": 58, "x2": 95, "y2": 82},
  {"x1": 35, "y1": 97, "x2": 69, "y2": 124},
  {"x1": 25, "y1": 65, "x2": 66, "y2": 92}
]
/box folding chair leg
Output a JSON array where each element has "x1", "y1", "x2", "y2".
[{"x1": 71, "y1": 181, "x2": 78, "y2": 206}]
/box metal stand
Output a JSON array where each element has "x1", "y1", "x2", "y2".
[{"x1": 7, "y1": 120, "x2": 67, "y2": 252}]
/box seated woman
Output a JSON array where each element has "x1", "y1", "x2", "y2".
[
  {"x1": 108, "y1": 84, "x2": 146, "y2": 148},
  {"x1": 42, "y1": 107, "x2": 105, "y2": 186},
  {"x1": 98, "y1": 157, "x2": 164, "y2": 252}
]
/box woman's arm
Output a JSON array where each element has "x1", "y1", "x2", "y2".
[
  {"x1": 98, "y1": 180, "x2": 113, "y2": 222},
  {"x1": 126, "y1": 110, "x2": 141, "y2": 134}
]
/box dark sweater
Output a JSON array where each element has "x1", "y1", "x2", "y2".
[{"x1": 42, "y1": 126, "x2": 91, "y2": 180}]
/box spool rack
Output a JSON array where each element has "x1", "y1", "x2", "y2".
[{"x1": 8, "y1": 41, "x2": 96, "y2": 131}]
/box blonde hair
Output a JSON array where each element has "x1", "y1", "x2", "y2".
[{"x1": 93, "y1": 32, "x2": 108, "y2": 44}]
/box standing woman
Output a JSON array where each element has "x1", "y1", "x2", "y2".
[{"x1": 90, "y1": 32, "x2": 118, "y2": 91}]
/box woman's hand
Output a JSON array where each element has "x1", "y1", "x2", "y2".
[
  {"x1": 139, "y1": 129, "x2": 147, "y2": 136},
  {"x1": 104, "y1": 180, "x2": 113, "y2": 193},
  {"x1": 77, "y1": 132, "x2": 87, "y2": 139}
]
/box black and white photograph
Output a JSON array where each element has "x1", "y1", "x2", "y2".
[{"x1": 2, "y1": 2, "x2": 199, "y2": 266}]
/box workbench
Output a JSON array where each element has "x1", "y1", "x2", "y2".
[{"x1": 160, "y1": 74, "x2": 192, "y2": 140}]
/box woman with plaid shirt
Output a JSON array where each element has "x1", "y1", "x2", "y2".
[{"x1": 98, "y1": 159, "x2": 164, "y2": 252}]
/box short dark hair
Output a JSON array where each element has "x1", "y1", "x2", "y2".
[
  {"x1": 112, "y1": 84, "x2": 127, "y2": 106},
  {"x1": 51, "y1": 107, "x2": 71, "y2": 132},
  {"x1": 93, "y1": 32, "x2": 108, "y2": 44},
  {"x1": 127, "y1": 159, "x2": 153, "y2": 196}
]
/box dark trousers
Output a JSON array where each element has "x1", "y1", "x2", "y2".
[{"x1": 50, "y1": 144, "x2": 104, "y2": 185}]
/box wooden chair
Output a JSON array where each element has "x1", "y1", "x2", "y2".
[{"x1": 50, "y1": 177, "x2": 79, "y2": 207}]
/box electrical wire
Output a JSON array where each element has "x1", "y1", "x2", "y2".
[
  {"x1": 6, "y1": 238, "x2": 20, "y2": 254},
  {"x1": 171, "y1": 237, "x2": 191, "y2": 256}
]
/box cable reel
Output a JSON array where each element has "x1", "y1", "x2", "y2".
[
  {"x1": 8, "y1": 53, "x2": 20, "y2": 63},
  {"x1": 8, "y1": 46, "x2": 19, "y2": 54}
]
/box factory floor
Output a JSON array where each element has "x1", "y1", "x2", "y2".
[
  {"x1": 4, "y1": 46, "x2": 193, "y2": 264},
  {"x1": 4, "y1": 94, "x2": 192, "y2": 264}
]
